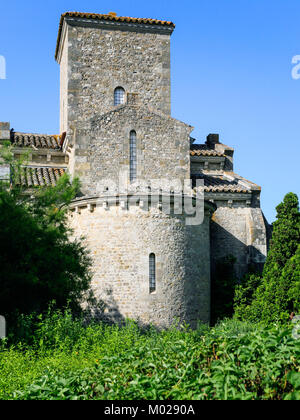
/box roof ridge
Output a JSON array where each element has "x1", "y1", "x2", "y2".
[
  {"x1": 60, "y1": 11, "x2": 174, "y2": 25},
  {"x1": 90, "y1": 104, "x2": 193, "y2": 131},
  {"x1": 55, "y1": 11, "x2": 175, "y2": 60},
  {"x1": 14, "y1": 132, "x2": 60, "y2": 137}
]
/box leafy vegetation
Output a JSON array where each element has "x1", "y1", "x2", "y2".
[
  {"x1": 0, "y1": 143, "x2": 92, "y2": 324},
  {"x1": 234, "y1": 193, "x2": 300, "y2": 323},
  {"x1": 0, "y1": 145, "x2": 299, "y2": 400},
  {"x1": 0, "y1": 311, "x2": 299, "y2": 400}
]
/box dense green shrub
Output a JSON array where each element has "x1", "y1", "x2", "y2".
[
  {"x1": 234, "y1": 193, "x2": 300, "y2": 323},
  {"x1": 0, "y1": 143, "x2": 93, "y2": 327},
  {"x1": 0, "y1": 311, "x2": 299, "y2": 400}
]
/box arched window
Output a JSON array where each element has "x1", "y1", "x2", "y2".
[
  {"x1": 114, "y1": 87, "x2": 125, "y2": 106},
  {"x1": 130, "y1": 130, "x2": 137, "y2": 182},
  {"x1": 149, "y1": 253, "x2": 156, "y2": 293}
]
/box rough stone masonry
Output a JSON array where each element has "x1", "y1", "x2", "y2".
[{"x1": 0, "y1": 12, "x2": 270, "y2": 328}]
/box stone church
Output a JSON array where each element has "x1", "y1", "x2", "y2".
[{"x1": 0, "y1": 12, "x2": 269, "y2": 327}]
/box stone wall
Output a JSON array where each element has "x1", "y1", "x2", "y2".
[
  {"x1": 0, "y1": 122, "x2": 10, "y2": 141},
  {"x1": 70, "y1": 199, "x2": 212, "y2": 328},
  {"x1": 59, "y1": 27, "x2": 69, "y2": 134},
  {"x1": 211, "y1": 205, "x2": 268, "y2": 279},
  {"x1": 58, "y1": 21, "x2": 172, "y2": 133},
  {"x1": 69, "y1": 105, "x2": 193, "y2": 196},
  {"x1": 0, "y1": 123, "x2": 10, "y2": 180}
]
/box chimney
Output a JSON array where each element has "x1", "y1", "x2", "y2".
[
  {"x1": 0, "y1": 122, "x2": 11, "y2": 181},
  {"x1": 0, "y1": 122, "x2": 10, "y2": 141},
  {"x1": 206, "y1": 133, "x2": 219, "y2": 149}
]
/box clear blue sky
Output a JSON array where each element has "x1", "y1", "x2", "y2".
[{"x1": 0, "y1": 0, "x2": 299, "y2": 222}]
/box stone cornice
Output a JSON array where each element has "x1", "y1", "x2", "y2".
[
  {"x1": 191, "y1": 155, "x2": 226, "y2": 163},
  {"x1": 205, "y1": 192, "x2": 252, "y2": 202},
  {"x1": 69, "y1": 193, "x2": 216, "y2": 215},
  {"x1": 13, "y1": 148, "x2": 65, "y2": 156}
]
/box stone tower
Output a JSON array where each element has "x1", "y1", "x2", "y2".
[
  {"x1": 55, "y1": 12, "x2": 192, "y2": 195},
  {"x1": 56, "y1": 11, "x2": 173, "y2": 133},
  {"x1": 54, "y1": 12, "x2": 215, "y2": 327},
  {"x1": 1, "y1": 11, "x2": 269, "y2": 328}
]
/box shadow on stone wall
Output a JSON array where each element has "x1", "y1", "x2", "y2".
[
  {"x1": 210, "y1": 221, "x2": 267, "y2": 280},
  {"x1": 82, "y1": 220, "x2": 268, "y2": 330},
  {"x1": 83, "y1": 287, "x2": 179, "y2": 332},
  {"x1": 84, "y1": 287, "x2": 126, "y2": 326}
]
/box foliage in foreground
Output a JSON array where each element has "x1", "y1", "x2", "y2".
[
  {"x1": 0, "y1": 143, "x2": 92, "y2": 319},
  {"x1": 0, "y1": 311, "x2": 299, "y2": 400},
  {"x1": 234, "y1": 192, "x2": 300, "y2": 323}
]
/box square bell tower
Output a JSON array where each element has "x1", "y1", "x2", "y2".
[{"x1": 55, "y1": 12, "x2": 175, "y2": 133}]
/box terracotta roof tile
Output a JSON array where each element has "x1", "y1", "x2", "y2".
[
  {"x1": 56, "y1": 12, "x2": 175, "y2": 59},
  {"x1": 190, "y1": 144, "x2": 225, "y2": 157},
  {"x1": 192, "y1": 174, "x2": 251, "y2": 193},
  {"x1": 12, "y1": 132, "x2": 62, "y2": 150},
  {"x1": 16, "y1": 167, "x2": 66, "y2": 187}
]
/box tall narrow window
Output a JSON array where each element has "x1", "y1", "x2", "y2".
[
  {"x1": 130, "y1": 130, "x2": 137, "y2": 182},
  {"x1": 149, "y1": 253, "x2": 156, "y2": 294},
  {"x1": 114, "y1": 87, "x2": 125, "y2": 106}
]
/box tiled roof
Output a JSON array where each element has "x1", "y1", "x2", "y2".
[
  {"x1": 193, "y1": 173, "x2": 251, "y2": 193},
  {"x1": 190, "y1": 144, "x2": 225, "y2": 157},
  {"x1": 17, "y1": 167, "x2": 66, "y2": 187},
  {"x1": 56, "y1": 12, "x2": 175, "y2": 59},
  {"x1": 12, "y1": 132, "x2": 62, "y2": 150}
]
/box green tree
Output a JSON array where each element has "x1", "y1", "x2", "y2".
[
  {"x1": 263, "y1": 192, "x2": 300, "y2": 275},
  {"x1": 0, "y1": 143, "x2": 92, "y2": 319},
  {"x1": 234, "y1": 193, "x2": 300, "y2": 323},
  {"x1": 279, "y1": 245, "x2": 300, "y2": 315},
  {"x1": 233, "y1": 273, "x2": 261, "y2": 322}
]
